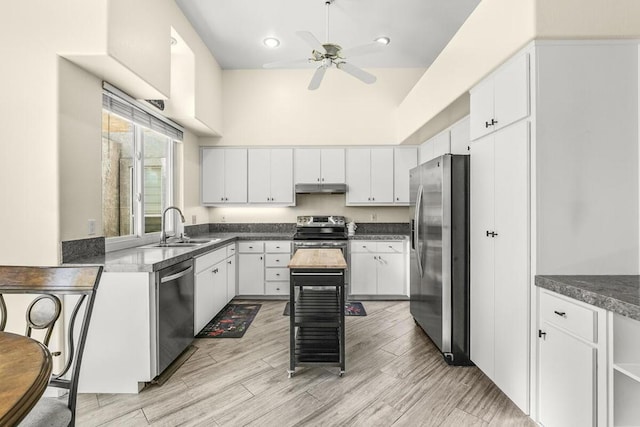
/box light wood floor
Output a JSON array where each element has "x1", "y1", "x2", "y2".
[{"x1": 76, "y1": 300, "x2": 534, "y2": 426}]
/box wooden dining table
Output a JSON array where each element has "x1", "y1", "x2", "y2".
[{"x1": 0, "y1": 331, "x2": 52, "y2": 426}]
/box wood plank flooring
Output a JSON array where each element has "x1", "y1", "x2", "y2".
[{"x1": 76, "y1": 300, "x2": 535, "y2": 426}]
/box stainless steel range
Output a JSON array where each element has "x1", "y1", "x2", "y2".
[
  {"x1": 293, "y1": 215, "x2": 350, "y2": 296},
  {"x1": 293, "y1": 215, "x2": 348, "y2": 250}
]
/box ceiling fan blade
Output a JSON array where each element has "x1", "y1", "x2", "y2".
[
  {"x1": 308, "y1": 65, "x2": 328, "y2": 90},
  {"x1": 341, "y1": 42, "x2": 385, "y2": 59},
  {"x1": 336, "y1": 62, "x2": 376, "y2": 85},
  {"x1": 263, "y1": 57, "x2": 314, "y2": 69},
  {"x1": 296, "y1": 31, "x2": 325, "y2": 53}
]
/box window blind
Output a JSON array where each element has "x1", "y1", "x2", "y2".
[{"x1": 102, "y1": 83, "x2": 184, "y2": 141}]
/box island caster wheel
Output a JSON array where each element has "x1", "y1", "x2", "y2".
[
  {"x1": 339, "y1": 371, "x2": 344, "y2": 377},
  {"x1": 288, "y1": 371, "x2": 295, "y2": 378}
]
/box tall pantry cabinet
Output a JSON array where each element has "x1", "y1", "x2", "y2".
[
  {"x1": 469, "y1": 49, "x2": 531, "y2": 414},
  {"x1": 470, "y1": 40, "x2": 640, "y2": 424}
]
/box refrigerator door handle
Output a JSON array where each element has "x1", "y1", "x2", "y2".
[{"x1": 415, "y1": 184, "x2": 424, "y2": 278}]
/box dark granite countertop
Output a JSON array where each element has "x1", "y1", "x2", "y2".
[
  {"x1": 535, "y1": 275, "x2": 640, "y2": 321},
  {"x1": 349, "y1": 234, "x2": 409, "y2": 241},
  {"x1": 68, "y1": 233, "x2": 294, "y2": 273},
  {"x1": 66, "y1": 231, "x2": 410, "y2": 274}
]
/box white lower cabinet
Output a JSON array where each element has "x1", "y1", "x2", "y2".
[
  {"x1": 237, "y1": 240, "x2": 291, "y2": 296},
  {"x1": 537, "y1": 289, "x2": 606, "y2": 427},
  {"x1": 226, "y1": 255, "x2": 236, "y2": 303},
  {"x1": 238, "y1": 253, "x2": 264, "y2": 295},
  {"x1": 194, "y1": 244, "x2": 236, "y2": 334},
  {"x1": 350, "y1": 241, "x2": 406, "y2": 296},
  {"x1": 610, "y1": 313, "x2": 640, "y2": 426}
]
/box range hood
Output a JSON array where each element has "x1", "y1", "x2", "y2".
[{"x1": 295, "y1": 183, "x2": 347, "y2": 194}]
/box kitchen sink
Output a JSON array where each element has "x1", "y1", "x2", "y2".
[{"x1": 139, "y1": 238, "x2": 220, "y2": 249}]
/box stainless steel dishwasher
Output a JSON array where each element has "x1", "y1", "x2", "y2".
[{"x1": 157, "y1": 259, "x2": 194, "y2": 375}]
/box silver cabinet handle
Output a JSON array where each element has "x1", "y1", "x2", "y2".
[
  {"x1": 212, "y1": 268, "x2": 219, "y2": 274},
  {"x1": 160, "y1": 266, "x2": 193, "y2": 283}
]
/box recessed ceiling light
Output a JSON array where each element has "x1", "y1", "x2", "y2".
[
  {"x1": 375, "y1": 36, "x2": 391, "y2": 45},
  {"x1": 263, "y1": 37, "x2": 280, "y2": 48}
]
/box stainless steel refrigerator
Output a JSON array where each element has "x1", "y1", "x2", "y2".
[{"x1": 409, "y1": 154, "x2": 472, "y2": 366}]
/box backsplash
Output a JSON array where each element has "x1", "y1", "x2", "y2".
[
  {"x1": 207, "y1": 223, "x2": 296, "y2": 233},
  {"x1": 354, "y1": 223, "x2": 410, "y2": 235}
]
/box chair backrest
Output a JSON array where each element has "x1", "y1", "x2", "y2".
[{"x1": 0, "y1": 266, "x2": 102, "y2": 426}]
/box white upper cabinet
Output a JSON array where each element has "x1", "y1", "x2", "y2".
[
  {"x1": 346, "y1": 148, "x2": 393, "y2": 205},
  {"x1": 201, "y1": 148, "x2": 247, "y2": 205},
  {"x1": 470, "y1": 53, "x2": 530, "y2": 141},
  {"x1": 294, "y1": 148, "x2": 345, "y2": 184},
  {"x1": 393, "y1": 148, "x2": 417, "y2": 204},
  {"x1": 248, "y1": 148, "x2": 294, "y2": 205},
  {"x1": 450, "y1": 116, "x2": 470, "y2": 155},
  {"x1": 420, "y1": 130, "x2": 450, "y2": 164}
]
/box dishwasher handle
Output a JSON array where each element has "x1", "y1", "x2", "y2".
[{"x1": 160, "y1": 266, "x2": 193, "y2": 284}]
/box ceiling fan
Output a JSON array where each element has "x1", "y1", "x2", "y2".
[{"x1": 263, "y1": 0, "x2": 388, "y2": 90}]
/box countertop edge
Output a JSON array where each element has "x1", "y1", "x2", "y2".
[{"x1": 535, "y1": 275, "x2": 640, "y2": 321}]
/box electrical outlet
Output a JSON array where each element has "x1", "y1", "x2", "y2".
[
  {"x1": 191, "y1": 215, "x2": 197, "y2": 225},
  {"x1": 221, "y1": 216, "x2": 226, "y2": 223},
  {"x1": 88, "y1": 219, "x2": 96, "y2": 236}
]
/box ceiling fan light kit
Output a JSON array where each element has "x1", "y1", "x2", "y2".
[{"x1": 262, "y1": 0, "x2": 387, "y2": 90}]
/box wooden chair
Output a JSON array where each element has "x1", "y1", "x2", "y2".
[{"x1": 0, "y1": 266, "x2": 102, "y2": 427}]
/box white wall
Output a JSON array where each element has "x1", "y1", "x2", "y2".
[
  {"x1": 218, "y1": 68, "x2": 425, "y2": 146},
  {"x1": 59, "y1": 59, "x2": 103, "y2": 241}
]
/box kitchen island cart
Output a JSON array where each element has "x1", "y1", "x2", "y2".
[{"x1": 287, "y1": 249, "x2": 347, "y2": 377}]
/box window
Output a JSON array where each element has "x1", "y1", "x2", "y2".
[{"x1": 101, "y1": 85, "x2": 183, "y2": 246}]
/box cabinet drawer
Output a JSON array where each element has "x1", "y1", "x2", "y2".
[
  {"x1": 265, "y1": 253, "x2": 290, "y2": 267},
  {"x1": 265, "y1": 241, "x2": 290, "y2": 253},
  {"x1": 226, "y1": 244, "x2": 236, "y2": 258},
  {"x1": 266, "y1": 268, "x2": 289, "y2": 282},
  {"x1": 376, "y1": 241, "x2": 404, "y2": 253},
  {"x1": 540, "y1": 290, "x2": 597, "y2": 343},
  {"x1": 195, "y1": 247, "x2": 226, "y2": 273},
  {"x1": 350, "y1": 241, "x2": 376, "y2": 253},
  {"x1": 238, "y1": 241, "x2": 264, "y2": 253},
  {"x1": 265, "y1": 282, "x2": 289, "y2": 295}
]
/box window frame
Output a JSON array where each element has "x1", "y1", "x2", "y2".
[{"x1": 102, "y1": 100, "x2": 180, "y2": 253}]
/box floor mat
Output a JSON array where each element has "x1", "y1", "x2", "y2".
[
  {"x1": 196, "y1": 304, "x2": 261, "y2": 338},
  {"x1": 283, "y1": 301, "x2": 367, "y2": 316}
]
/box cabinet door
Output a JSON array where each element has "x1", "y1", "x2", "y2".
[
  {"x1": 224, "y1": 149, "x2": 248, "y2": 203},
  {"x1": 450, "y1": 117, "x2": 470, "y2": 155},
  {"x1": 201, "y1": 148, "x2": 225, "y2": 204},
  {"x1": 294, "y1": 148, "x2": 321, "y2": 184},
  {"x1": 370, "y1": 148, "x2": 394, "y2": 203},
  {"x1": 376, "y1": 253, "x2": 405, "y2": 295},
  {"x1": 346, "y1": 148, "x2": 371, "y2": 203},
  {"x1": 248, "y1": 149, "x2": 271, "y2": 203},
  {"x1": 470, "y1": 77, "x2": 495, "y2": 141},
  {"x1": 320, "y1": 148, "x2": 345, "y2": 183},
  {"x1": 394, "y1": 148, "x2": 417, "y2": 204},
  {"x1": 194, "y1": 268, "x2": 216, "y2": 333},
  {"x1": 469, "y1": 134, "x2": 496, "y2": 378},
  {"x1": 238, "y1": 254, "x2": 264, "y2": 295},
  {"x1": 419, "y1": 140, "x2": 434, "y2": 164},
  {"x1": 211, "y1": 260, "x2": 228, "y2": 319},
  {"x1": 432, "y1": 131, "x2": 451, "y2": 158},
  {"x1": 226, "y1": 256, "x2": 236, "y2": 303},
  {"x1": 494, "y1": 53, "x2": 529, "y2": 133},
  {"x1": 269, "y1": 149, "x2": 293, "y2": 204},
  {"x1": 539, "y1": 325, "x2": 595, "y2": 427},
  {"x1": 493, "y1": 121, "x2": 530, "y2": 412},
  {"x1": 350, "y1": 253, "x2": 378, "y2": 295}
]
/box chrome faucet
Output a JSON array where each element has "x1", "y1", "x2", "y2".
[{"x1": 160, "y1": 206, "x2": 185, "y2": 245}]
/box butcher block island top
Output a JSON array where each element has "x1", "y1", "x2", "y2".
[{"x1": 287, "y1": 249, "x2": 347, "y2": 269}]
